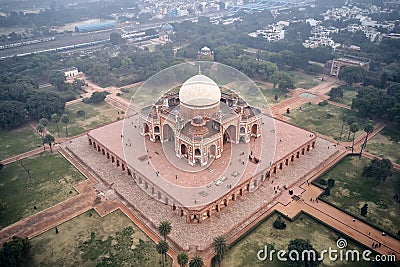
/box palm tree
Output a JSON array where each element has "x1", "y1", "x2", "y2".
[
  {"x1": 61, "y1": 114, "x2": 69, "y2": 137},
  {"x1": 158, "y1": 221, "x2": 172, "y2": 241},
  {"x1": 212, "y1": 236, "x2": 228, "y2": 267},
  {"x1": 39, "y1": 118, "x2": 48, "y2": 128},
  {"x1": 360, "y1": 124, "x2": 374, "y2": 155},
  {"x1": 346, "y1": 118, "x2": 354, "y2": 141},
  {"x1": 339, "y1": 115, "x2": 346, "y2": 141},
  {"x1": 37, "y1": 124, "x2": 44, "y2": 137},
  {"x1": 51, "y1": 113, "x2": 60, "y2": 137},
  {"x1": 350, "y1": 124, "x2": 358, "y2": 153},
  {"x1": 177, "y1": 252, "x2": 189, "y2": 267},
  {"x1": 43, "y1": 134, "x2": 55, "y2": 153},
  {"x1": 189, "y1": 255, "x2": 204, "y2": 267},
  {"x1": 156, "y1": 240, "x2": 169, "y2": 267}
]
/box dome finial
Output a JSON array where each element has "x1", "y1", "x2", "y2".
[{"x1": 198, "y1": 65, "x2": 202, "y2": 75}]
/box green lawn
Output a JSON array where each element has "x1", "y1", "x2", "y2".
[
  {"x1": 365, "y1": 128, "x2": 400, "y2": 164},
  {"x1": 0, "y1": 152, "x2": 86, "y2": 227},
  {"x1": 0, "y1": 124, "x2": 42, "y2": 160},
  {"x1": 255, "y1": 81, "x2": 289, "y2": 106},
  {"x1": 288, "y1": 71, "x2": 322, "y2": 89},
  {"x1": 28, "y1": 209, "x2": 171, "y2": 267},
  {"x1": 222, "y1": 213, "x2": 377, "y2": 267},
  {"x1": 119, "y1": 84, "x2": 141, "y2": 101},
  {"x1": 46, "y1": 102, "x2": 121, "y2": 138},
  {"x1": 317, "y1": 156, "x2": 400, "y2": 237},
  {"x1": 285, "y1": 103, "x2": 374, "y2": 141},
  {"x1": 328, "y1": 87, "x2": 358, "y2": 107}
]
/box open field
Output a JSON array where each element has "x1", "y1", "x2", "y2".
[
  {"x1": 28, "y1": 209, "x2": 171, "y2": 267},
  {"x1": 317, "y1": 156, "x2": 400, "y2": 237},
  {"x1": 288, "y1": 70, "x2": 322, "y2": 90},
  {"x1": 285, "y1": 103, "x2": 374, "y2": 141},
  {"x1": 0, "y1": 152, "x2": 86, "y2": 227},
  {"x1": 255, "y1": 81, "x2": 288, "y2": 106},
  {"x1": 365, "y1": 127, "x2": 400, "y2": 164},
  {"x1": 46, "y1": 102, "x2": 121, "y2": 138},
  {"x1": 222, "y1": 213, "x2": 377, "y2": 267},
  {"x1": 0, "y1": 124, "x2": 42, "y2": 160},
  {"x1": 119, "y1": 84, "x2": 141, "y2": 101}
]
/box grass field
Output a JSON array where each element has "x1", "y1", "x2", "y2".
[
  {"x1": 28, "y1": 209, "x2": 171, "y2": 267},
  {"x1": 46, "y1": 102, "x2": 120, "y2": 138},
  {"x1": 285, "y1": 103, "x2": 374, "y2": 140},
  {"x1": 0, "y1": 152, "x2": 85, "y2": 227},
  {"x1": 365, "y1": 128, "x2": 400, "y2": 164},
  {"x1": 0, "y1": 124, "x2": 42, "y2": 160},
  {"x1": 222, "y1": 213, "x2": 376, "y2": 267},
  {"x1": 317, "y1": 156, "x2": 400, "y2": 237},
  {"x1": 119, "y1": 84, "x2": 141, "y2": 101},
  {"x1": 328, "y1": 87, "x2": 358, "y2": 107},
  {"x1": 288, "y1": 71, "x2": 322, "y2": 90},
  {"x1": 255, "y1": 81, "x2": 289, "y2": 106}
]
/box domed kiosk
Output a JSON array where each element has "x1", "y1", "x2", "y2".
[{"x1": 139, "y1": 73, "x2": 262, "y2": 166}]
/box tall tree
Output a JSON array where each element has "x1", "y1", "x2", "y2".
[
  {"x1": 189, "y1": 255, "x2": 204, "y2": 267},
  {"x1": 37, "y1": 123, "x2": 44, "y2": 137},
  {"x1": 0, "y1": 236, "x2": 31, "y2": 266},
  {"x1": 0, "y1": 199, "x2": 7, "y2": 218},
  {"x1": 212, "y1": 236, "x2": 228, "y2": 267},
  {"x1": 156, "y1": 240, "x2": 169, "y2": 267},
  {"x1": 339, "y1": 115, "x2": 347, "y2": 141},
  {"x1": 43, "y1": 134, "x2": 55, "y2": 153},
  {"x1": 350, "y1": 124, "x2": 358, "y2": 153},
  {"x1": 49, "y1": 70, "x2": 67, "y2": 90},
  {"x1": 51, "y1": 113, "x2": 60, "y2": 137},
  {"x1": 338, "y1": 66, "x2": 365, "y2": 85},
  {"x1": 61, "y1": 114, "x2": 69, "y2": 137},
  {"x1": 158, "y1": 221, "x2": 172, "y2": 241},
  {"x1": 177, "y1": 252, "x2": 189, "y2": 267},
  {"x1": 38, "y1": 118, "x2": 48, "y2": 128},
  {"x1": 346, "y1": 118, "x2": 354, "y2": 141},
  {"x1": 360, "y1": 124, "x2": 374, "y2": 156},
  {"x1": 362, "y1": 158, "x2": 393, "y2": 183}
]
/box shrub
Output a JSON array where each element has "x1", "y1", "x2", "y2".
[
  {"x1": 318, "y1": 100, "x2": 328, "y2": 106},
  {"x1": 273, "y1": 215, "x2": 286, "y2": 230},
  {"x1": 76, "y1": 110, "x2": 85, "y2": 117},
  {"x1": 82, "y1": 97, "x2": 91, "y2": 104},
  {"x1": 327, "y1": 178, "x2": 335, "y2": 188}
]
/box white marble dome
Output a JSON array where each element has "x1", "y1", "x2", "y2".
[{"x1": 179, "y1": 74, "x2": 221, "y2": 107}]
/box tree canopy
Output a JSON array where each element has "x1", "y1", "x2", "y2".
[
  {"x1": 0, "y1": 236, "x2": 31, "y2": 267},
  {"x1": 362, "y1": 158, "x2": 393, "y2": 183}
]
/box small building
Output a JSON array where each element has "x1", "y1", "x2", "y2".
[
  {"x1": 159, "y1": 23, "x2": 174, "y2": 42},
  {"x1": 75, "y1": 22, "x2": 116, "y2": 33},
  {"x1": 329, "y1": 56, "x2": 370, "y2": 77},
  {"x1": 62, "y1": 67, "x2": 79, "y2": 77},
  {"x1": 197, "y1": 46, "x2": 214, "y2": 60}
]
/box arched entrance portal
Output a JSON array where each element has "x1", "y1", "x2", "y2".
[
  {"x1": 209, "y1": 144, "x2": 216, "y2": 158},
  {"x1": 224, "y1": 125, "x2": 237, "y2": 144},
  {"x1": 195, "y1": 148, "x2": 201, "y2": 156},
  {"x1": 162, "y1": 124, "x2": 174, "y2": 142},
  {"x1": 181, "y1": 144, "x2": 187, "y2": 156},
  {"x1": 251, "y1": 124, "x2": 258, "y2": 136},
  {"x1": 144, "y1": 123, "x2": 150, "y2": 134}
]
